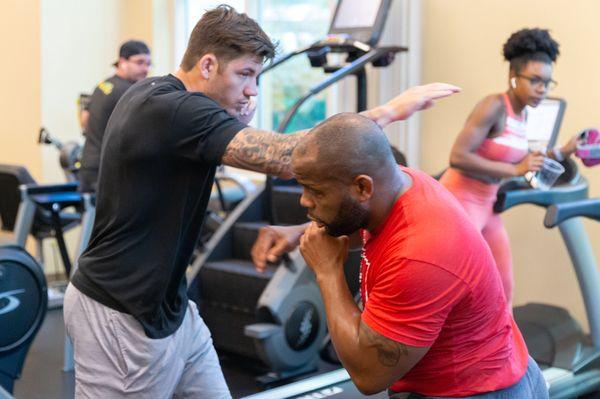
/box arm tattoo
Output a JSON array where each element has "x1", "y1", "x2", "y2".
[
  {"x1": 222, "y1": 128, "x2": 309, "y2": 178},
  {"x1": 360, "y1": 322, "x2": 408, "y2": 367}
]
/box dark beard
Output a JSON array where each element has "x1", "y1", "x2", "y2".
[{"x1": 324, "y1": 196, "x2": 369, "y2": 237}]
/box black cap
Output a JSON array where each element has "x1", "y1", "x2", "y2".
[{"x1": 113, "y1": 40, "x2": 150, "y2": 66}]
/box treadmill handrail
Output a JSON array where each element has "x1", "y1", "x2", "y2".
[
  {"x1": 277, "y1": 46, "x2": 407, "y2": 133},
  {"x1": 494, "y1": 178, "x2": 589, "y2": 213},
  {"x1": 23, "y1": 182, "x2": 78, "y2": 196},
  {"x1": 545, "y1": 198, "x2": 600, "y2": 228},
  {"x1": 259, "y1": 46, "x2": 313, "y2": 76},
  {"x1": 241, "y1": 368, "x2": 350, "y2": 399},
  {"x1": 186, "y1": 181, "x2": 265, "y2": 286},
  {"x1": 259, "y1": 39, "x2": 375, "y2": 77},
  {"x1": 0, "y1": 384, "x2": 14, "y2": 399}
]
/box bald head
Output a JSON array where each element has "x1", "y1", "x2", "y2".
[{"x1": 293, "y1": 113, "x2": 397, "y2": 182}]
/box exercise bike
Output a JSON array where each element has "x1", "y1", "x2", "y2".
[
  {"x1": 0, "y1": 172, "x2": 94, "y2": 393},
  {"x1": 0, "y1": 127, "x2": 94, "y2": 392},
  {"x1": 38, "y1": 127, "x2": 82, "y2": 183}
]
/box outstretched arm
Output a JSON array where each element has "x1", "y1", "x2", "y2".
[
  {"x1": 222, "y1": 83, "x2": 461, "y2": 178},
  {"x1": 222, "y1": 128, "x2": 308, "y2": 179},
  {"x1": 362, "y1": 82, "x2": 461, "y2": 128}
]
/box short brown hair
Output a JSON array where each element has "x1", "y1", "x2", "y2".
[{"x1": 180, "y1": 5, "x2": 276, "y2": 71}]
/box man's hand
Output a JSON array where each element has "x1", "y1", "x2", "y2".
[
  {"x1": 299, "y1": 222, "x2": 349, "y2": 279},
  {"x1": 251, "y1": 224, "x2": 305, "y2": 272},
  {"x1": 364, "y1": 83, "x2": 461, "y2": 128},
  {"x1": 237, "y1": 98, "x2": 257, "y2": 125}
]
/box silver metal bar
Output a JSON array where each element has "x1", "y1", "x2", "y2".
[
  {"x1": 12, "y1": 185, "x2": 36, "y2": 247},
  {"x1": 558, "y1": 218, "x2": 600, "y2": 348},
  {"x1": 63, "y1": 193, "x2": 95, "y2": 372},
  {"x1": 186, "y1": 182, "x2": 264, "y2": 286},
  {"x1": 241, "y1": 368, "x2": 350, "y2": 399}
]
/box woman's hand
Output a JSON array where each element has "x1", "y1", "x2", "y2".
[
  {"x1": 558, "y1": 133, "x2": 580, "y2": 159},
  {"x1": 514, "y1": 151, "x2": 545, "y2": 176}
]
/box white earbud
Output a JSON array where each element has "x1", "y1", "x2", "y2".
[{"x1": 510, "y1": 77, "x2": 517, "y2": 89}]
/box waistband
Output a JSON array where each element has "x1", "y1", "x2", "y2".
[{"x1": 440, "y1": 168, "x2": 500, "y2": 198}]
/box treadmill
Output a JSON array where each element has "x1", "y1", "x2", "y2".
[
  {"x1": 494, "y1": 99, "x2": 600, "y2": 398},
  {"x1": 541, "y1": 198, "x2": 600, "y2": 398}
]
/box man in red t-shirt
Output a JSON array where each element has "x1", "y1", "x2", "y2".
[{"x1": 251, "y1": 113, "x2": 547, "y2": 398}]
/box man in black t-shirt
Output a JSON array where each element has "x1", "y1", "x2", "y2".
[
  {"x1": 78, "y1": 40, "x2": 151, "y2": 193},
  {"x1": 64, "y1": 6, "x2": 459, "y2": 398}
]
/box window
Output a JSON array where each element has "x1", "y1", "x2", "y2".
[
  {"x1": 176, "y1": 0, "x2": 332, "y2": 132},
  {"x1": 184, "y1": 0, "x2": 246, "y2": 31},
  {"x1": 258, "y1": 0, "x2": 331, "y2": 132},
  {"x1": 174, "y1": 1, "x2": 247, "y2": 75}
]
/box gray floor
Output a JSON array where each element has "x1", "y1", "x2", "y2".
[
  {"x1": 13, "y1": 309, "x2": 74, "y2": 399},
  {"x1": 10, "y1": 309, "x2": 337, "y2": 399},
  {"x1": 10, "y1": 307, "x2": 376, "y2": 399}
]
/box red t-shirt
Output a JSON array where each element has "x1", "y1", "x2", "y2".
[{"x1": 360, "y1": 167, "x2": 528, "y2": 397}]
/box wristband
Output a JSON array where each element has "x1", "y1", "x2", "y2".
[{"x1": 553, "y1": 147, "x2": 565, "y2": 162}]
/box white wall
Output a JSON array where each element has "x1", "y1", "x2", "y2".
[
  {"x1": 41, "y1": 0, "x2": 123, "y2": 184},
  {"x1": 39, "y1": 0, "x2": 176, "y2": 274},
  {"x1": 0, "y1": 0, "x2": 42, "y2": 180},
  {"x1": 40, "y1": 0, "x2": 176, "y2": 184}
]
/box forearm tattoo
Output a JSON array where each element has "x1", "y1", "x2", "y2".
[
  {"x1": 222, "y1": 128, "x2": 309, "y2": 178},
  {"x1": 360, "y1": 322, "x2": 408, "y2": 367}
]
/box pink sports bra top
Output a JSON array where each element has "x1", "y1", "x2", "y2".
[{"x1": 476, "y1": 93, "x2": 528, "y2": 164}]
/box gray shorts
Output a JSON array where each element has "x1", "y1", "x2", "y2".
[{"x1": 63, "y1": 284, "x2": 231, "y2": 399}]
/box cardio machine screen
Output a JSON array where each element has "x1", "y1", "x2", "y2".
[
  {"x1": 525, "y1": 98, "x2": 566, "y2": 148},
  {"x1": 331, "y1": 0, "x2": 382, "y2": 29}
]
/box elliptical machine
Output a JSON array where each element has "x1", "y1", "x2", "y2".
[
  {"x1": 0, "y1": 176, "x2": 93, "y2": 393},
  {"x1": 0, "y1": 246, "x2": 47, "y2": 394},
  {"x1": 495, "y1": 159, "x2": 600, "y2": 398},
  {"x1": 540, "y1": 198, "x2": 600, "y2": 398},
  {"x1": 0, "y1": 130, "x2": 94, "y2": 391},
  {"x1": 38, "y1": 127, "x2": 82, "y2": 183},
  {"x1": 494, "y1": 98, "x2": 600, "y2": 399},
  {"x1": 493, "y1": 97, "x2": 600, "y2": 397}
]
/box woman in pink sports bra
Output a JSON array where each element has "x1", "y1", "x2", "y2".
[{"x1": 439, "y1": 28, "x2": 578, "y2": 309}]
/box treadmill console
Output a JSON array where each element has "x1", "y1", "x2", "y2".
[
  {"x1": 327, "y1": 0, "x2": 392, "y2": 46},
  {"x1": 525, "y1": 97, "x2": 566, "y2": 149},
  {"x1": 495, "y1": 98, "x2": 589, "y2": 212}
]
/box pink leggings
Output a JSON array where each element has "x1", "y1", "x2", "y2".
[{"x1": 439, "y1": 169, "x2": 513, "y2": 309}]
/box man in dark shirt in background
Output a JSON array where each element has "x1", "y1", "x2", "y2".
[{"x1": 78, "y1": 40, "x2": 151, "y2": 192}]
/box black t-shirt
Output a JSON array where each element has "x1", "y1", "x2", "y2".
[
  {"x1": 80, "y1": 75, "x2": 134, "y2": 192},
  {"x1": 72, "y1": 74, "x2": 246, "y2": 338}
]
